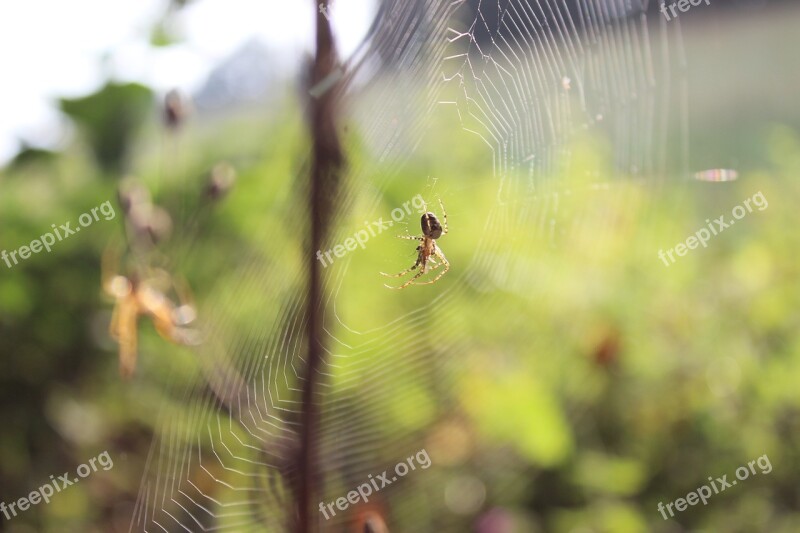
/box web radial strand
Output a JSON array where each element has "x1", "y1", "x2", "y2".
[{"x1": 130, "y1": 1, "x2": 683, "y2": 532}]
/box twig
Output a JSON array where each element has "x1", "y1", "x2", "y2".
[{"x1": 296, "y1": 2, "x2": 344, "y2": 532}]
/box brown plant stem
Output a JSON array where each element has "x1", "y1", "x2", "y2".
[{"x1": 296, "y1": 2, "x2": 344, "y2": 532}]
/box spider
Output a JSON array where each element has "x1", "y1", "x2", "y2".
[{"x1": 381, "y1": 199, "x2": 449, "y2": 289}]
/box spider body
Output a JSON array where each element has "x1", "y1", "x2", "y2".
[
  {"x1": 421, "y1": 211, "x2": 443, "y2": 239},
  {"x1": 382, "y1": 199, "x2": 450, "y2": 289}
]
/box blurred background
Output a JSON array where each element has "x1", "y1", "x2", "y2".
[{"x1": 1, "y1": 0, "x2": 799, "y2": 532}]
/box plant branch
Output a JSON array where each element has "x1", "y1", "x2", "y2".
[{"x1": 296, "y1": 2, "x2": 344, "y2": 532}]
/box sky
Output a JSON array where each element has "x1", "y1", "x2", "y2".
[{"x1": 0, "y1": 0, "x2": 376, "y2": 165}]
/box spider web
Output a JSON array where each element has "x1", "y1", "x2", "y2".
[{"x1": 129, "y1": 1, "x2": 687, "y2": 531}]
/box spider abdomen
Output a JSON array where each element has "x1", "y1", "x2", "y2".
[{"x1": 421, "y1": 212, "x2": 443, "y2": 239}]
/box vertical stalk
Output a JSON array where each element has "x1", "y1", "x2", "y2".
[{"x1": 297, "y1": 2, "x2": 343, "y2": 532}]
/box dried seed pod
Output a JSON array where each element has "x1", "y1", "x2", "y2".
[
  {"x1": 139, "y1": 205, "x2": 173, "y2": 244},
  {"x1": 205, "y1": 162, "x2": 236, "y2": 201},
  {"x1": 363, "y1": 514, "x2": 389, "y2": 533},
  {"x1": 164, "y1": 89, "x2": 189, "y2": 129},
  {"x1": 118, "y1": 179, "x2": 172, "y2": 245},
  {"x1": 117, "y1": 179, "x2": 151, "y2": 215},
  {"x1": 351, "y1": 507, "x2": 389, "y2": 533}
]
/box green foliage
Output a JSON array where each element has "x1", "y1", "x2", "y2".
[
  {"x1": 59, "y1": 82, "x2": 153, "y2": 173},
  {"x1": 2, "y1": 90, "x2": 800, "y2": 532}
]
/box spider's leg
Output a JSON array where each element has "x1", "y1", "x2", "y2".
[
  {"x1": 385, "y1": 262, "x2": 429, "y2": 289},
  {"x1": 415, "y1": 248, "x2": 450, "y2": 285},
  {"x1": 380, "y1": 255, "x2": 422, "y2": 278},
  {"x1": 438, "y1": 198, "x2": 448, "y2": 235},
  {"x1": 396, "y1": 234, "x2": 423, "y2": 241},
  {"x1": 380, "y1": 265, "x2": 417, "y2": 278},
  {"x1": 421, "y1": 259, "x2": 444, "y2": 276}
]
